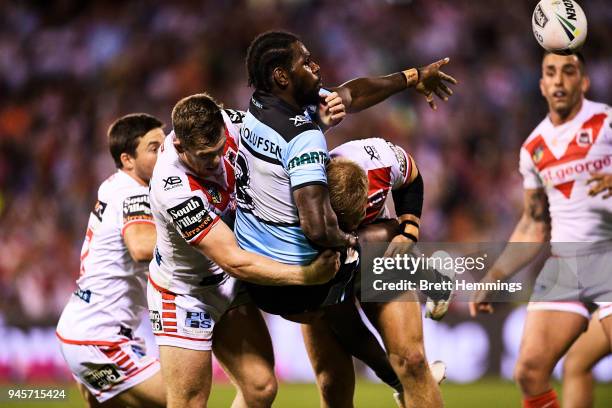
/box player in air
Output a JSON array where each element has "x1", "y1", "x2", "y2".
[
  {"x1": 146, "y1": 93, "x2": 340, "y2": 408},
  {"x1": 470, "y1": 52, "x2": 612, "y2": 408},
  {"x1": 235, "y1": 30, "x2": 456, "y2": 408},
  {"x1": 56, "y1": 114, "x2": 167, "y2": 407}
]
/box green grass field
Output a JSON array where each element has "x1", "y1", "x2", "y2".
[{"x1": 1, "y1": 381, "x2": 611, "y2": 407}]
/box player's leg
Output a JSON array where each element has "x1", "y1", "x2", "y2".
[
  {"x1": 159, "y1": 346, "x2": 212, "y2": 408},
  {"x1": 212, "y1": 302, "x2": 277, "y2": 408},
  {"x1": 514, "y1": 306, "x2": 588, "y2": 407},
  {"x1": 562, "y1": 311, "x2": 610, "y2": 408},
  {"x1": 322, "y1": 301, "x2": 403, "y2": 392},
  {"x1": 99, "y1": 371, "x2": 165, "y2": 408},
  {"x1": 361, "y1": 297, "x2": 443, "y2": 408},
  {"x1": 598, "y1": 303, "x2": 612, "y2": 344},
  {"x1": 301, "y1": 315, "x2": 355, "y2": 408}
]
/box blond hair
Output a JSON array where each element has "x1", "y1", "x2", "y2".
[{"x1": 327, "y1": 157, "x2": 368, "y2": 230}]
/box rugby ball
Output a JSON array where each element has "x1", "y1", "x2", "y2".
[{"x1": 532, "y1": 0, "x2": 587, "y2": 54}]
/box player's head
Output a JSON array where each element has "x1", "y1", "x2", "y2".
[
  {"x1": 172, "y1": 93, "x2": 226, "y2": 177},
  {"x1": 108, "y1": 113, "x2": 164, "y2": 184},
  {"x1": 540, "y1": 52, "x2": 590, "y2": 119},
  {"x1": 246, "y1": 30, "x2": 321, "y2": 106},
  {"x1": 327, "y1": 157, "x2": 368, "y2": 231}
]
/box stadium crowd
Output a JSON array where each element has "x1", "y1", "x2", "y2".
[{"x1": 0, "y1": 0, "x2": 610, "y2": 325}]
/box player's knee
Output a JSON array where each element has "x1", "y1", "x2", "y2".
[
  {"x1": 242, "y1": 375, "x2": 277, "y2": 407},
  {"x1": 562, "y1": 353, "x2": 586, "y2": 377},
  {"x1": 514, "y1": 356, "x2": 550, "y2": 390},
  {"x1": 389, "y1": 348, "x2": 428, "y2": 380},
  {"x1": 168, "y1": 387, "x2": 208, "y2": 408}
]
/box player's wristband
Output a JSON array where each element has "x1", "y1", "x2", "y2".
[
  {"x1": 399, "y1": 220, "x2": 419, "y2": 242},
  {"x1": 399, "y1": 231, "x2": 418, "y2": 242},
  {"x1": 399, "y1": 220, "x2": 419, "y2": 229},
  {"x1": 402, "y1": 68, "x2": 419, "y2": 87}
]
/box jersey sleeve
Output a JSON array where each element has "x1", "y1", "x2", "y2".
[
  {"x1": 121, "y1": 190, "x2": 154, "y2": 235},
  {"x1": 386, "y1": 142, "x2": 412, "y2": 190},
  {"x1": 519, "y1": 147, "x2": 543, "y2": 189},
  {"x1": 152, "y1": 174, "x2": 220, "y2": 245},
  {"x1": 283, "y1": 129, "x2": 329, "y2": 190}
]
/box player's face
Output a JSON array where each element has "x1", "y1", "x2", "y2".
[
  {"x1": 289, "y1": 41, "x2": 321, "y2": 106},
  {"x1": 540, "y1": 53, "x2": 589, "y2": 118},
  {"x1": 132, "y1": 127, "x2": 164, "y2": 184},
  {"x1": 179, "y1": 129, "x2": 226, "y2": 178}
]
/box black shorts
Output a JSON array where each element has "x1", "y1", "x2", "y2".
[{"x1": 245, "y1": 250, "x2": 358, "y2": 316}]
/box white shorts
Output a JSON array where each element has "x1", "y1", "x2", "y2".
[
  {"x1": 147, "y1": 275, "x2": 247, "y2": 351},
  {"x1": 527, "y1": 301, "x2": 612, "y2": 320},
  {"x1": 529, "y1": 248, "x2": 612, "y2": 316},
  {"x1": 57, "y1": 335, "x2": 159, "y2": 403}
]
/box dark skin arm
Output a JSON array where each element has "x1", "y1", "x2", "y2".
[
  {"x1": 330, "y1": 58, "x2": 457, "y2": 113},
  {"x1": 293, "y1": 184, "x2": 358, "y2": 249}
]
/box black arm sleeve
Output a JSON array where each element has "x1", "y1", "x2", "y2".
[{"x1": 392, "y1": 172, "x2": 423, "y2": 218}]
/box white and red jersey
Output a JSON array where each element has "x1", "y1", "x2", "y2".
[
  {"x1": 57, "y1": 170, "x2": 155, "y2": 344},
  {"x1": 330, "y1": 138, "x2": 411, "y2": 224},
  {"x1": 520, "y1": 99, "x2": 612, "y2": 244},
  {"x1": 148, "y1": 110, "x2": 240, "y2": 295}
]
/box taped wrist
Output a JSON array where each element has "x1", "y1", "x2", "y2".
[
  {"x1": 402, "y1": 68, "x2": 419, "y2": 87},
  {"x1": 392, "y1": 172, "x2": 423, "y2": 218}
]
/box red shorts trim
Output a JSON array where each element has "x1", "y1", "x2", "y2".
[{"x1": 56, "y1": 332, "x2": 130, "y2": 347}]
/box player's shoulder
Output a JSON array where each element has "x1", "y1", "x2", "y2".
[
  {"x1": 98, "y1": 170, "x2": 147, "y2": 203},
  {"x1": 248, "y1": 91, "x2": 320, "y2": 143},
  {"x1": 584, "y1": 99, "x2": 610, "y2": 115},
  {"x1": 522, "y1": 117, "x2": 550, "y2": 148}
]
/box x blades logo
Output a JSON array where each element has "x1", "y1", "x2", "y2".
[{"x1": 289, "y1": 115, "x2": 311, "y2": 127}]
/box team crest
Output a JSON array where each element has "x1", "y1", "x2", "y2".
[
  {"x1": 207, "y1": 186, "x2": 222, "y2": 204},
  {"x1": 225, "y1": 149, "x2": 236, "y2": 165},
  {"x1": 532, "y1": 145, "x2": 544, "y2": 164},
  {"x1": 576, "y1": 129, "x2": 593, "y2": 147}
]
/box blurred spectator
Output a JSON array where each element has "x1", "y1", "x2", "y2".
[{"x1": 0, "y1": 0, "x2": 610, "y2": 324}]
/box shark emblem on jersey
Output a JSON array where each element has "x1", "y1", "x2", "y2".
[{"x1": 289, "y1": 114, "x2": 311, "y2": 127}]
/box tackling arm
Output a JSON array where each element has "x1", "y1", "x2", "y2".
[{"x1": 195, "y1": 219, "x2": 339, "y2": 285}]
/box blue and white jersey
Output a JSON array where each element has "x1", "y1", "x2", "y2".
[{"x1": 235, "y1": 90, "x2": 328, "y2": 264}]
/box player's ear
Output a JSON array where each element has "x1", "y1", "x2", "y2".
[
  {"x1": 173, "y1": 137, "x2": 185, "y2": 153},
  {"x1": 539, "y1": 78, "x2": 545, "y2": 97},
  {"x1": 581, "y1": 74, "x2": 590, "y2": 94},
  {"x1": 120, "y1": 152, "x2": 135, "y2": 170},
  {"x1": 273, "y1": 67, "x2": 289, "y2": 89}
]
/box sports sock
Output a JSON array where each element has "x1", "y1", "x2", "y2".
[{"x1": 523, "y1": 389, "x2": 560, "y2": 408}]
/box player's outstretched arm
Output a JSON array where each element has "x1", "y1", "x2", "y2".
[
  {"x1": 330, "y1": 58, "x2": 457, "y2": 113},
  {"x1": 293, "y1": 184, "x2": 358, "y2": 249},
  {"x1": 469, "y1": 188, "x2": 551, "y2": 316},
  {"x1": 123, "y1": 223, "x2": 156, "y2": 262},
  {"x1": 196, "y1": 219, "x2": 340, "y2": 285}
]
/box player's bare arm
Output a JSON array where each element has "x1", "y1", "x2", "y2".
[
  {"x1": 195, "y1": 218, "x2": 340, "y2": 285},
  {"x1": 331, "y1": 57, "x2": 457, "y2": 112},
  {"x1": 123, "y1": 223, "x2": 156, "y2": 262},
  {"x1": 469, "y1": 188, "x2": 551, "y2": 316},
  {"x1": 293, "y1": 184, "x2": 358, "y2": 249}
]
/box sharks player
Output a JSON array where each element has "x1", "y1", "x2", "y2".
[{"x1": 235, "y1": 30, "x2": 456, "y2": 408}]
